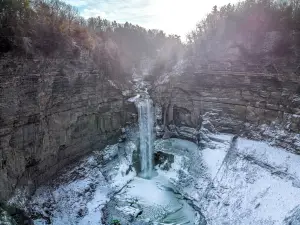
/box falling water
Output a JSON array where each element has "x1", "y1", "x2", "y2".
[{"x1": 137, "y1": 98, "x2": 154, "y2": 179}]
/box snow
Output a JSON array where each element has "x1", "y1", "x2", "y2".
[
  {"x1": 111, "y1": 162, "x2": 136, "y2": 190},
  {"x1": 236, "y1": 138, "x2": 300, "y2": 181},
  {"x1": 28, "y1": 141, "x2": 137, "y2": 225},
  {"x1": 108, "y1": 80, "x2": 118, "y2": 88},
  {"x1": 201, "y1": 137, "x2": 300, "y2": 225},
  {"x1": 210, "y1": 133, "x2": 234, "y2": 142},
  {"x1": 153, "y1": 135, "x2": 300, "y2": 225},
  {"x1": 202, "y1": 134, "x2": 231, "y2": 177},
  {"x1": 8, "y1": 129, "x2": 300, "y2": 225},
  {"x1": 115, "y1": 205, "x2": 141, "y2": 217},
  {"x1": 109, "y1": 175, "x2": 199, "y2": 224},
  {"x1": 78, "y1": 187, "x2": 109, "y2": 225},
  {"x1": 120, "y1": 177, "x2": 174, "y2": 206},
  {"x1": 32, "y1": 172, "x2": 110, "y2": 225},
  {"x1": 127, "y1": 94, "x2": 140, "y2": 102},
  {"x1": 156, "y1": 155, "x2": 184, "y2": 182}
]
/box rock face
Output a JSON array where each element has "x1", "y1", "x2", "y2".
[
  {"x1": 153, "y1": 71, "x2": 300, "y2": 153},
  {"x1": 0, "y1": 203, "x2": 33, "y2": 225},
  {"x1": 152, "y1": 30, "x2": 300, "y2": 153},
  {"x1": 0, "y1": 54, "x2": 137, "y2": 201}
]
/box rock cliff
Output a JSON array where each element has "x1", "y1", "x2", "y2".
[
  {"x1": 151, "y1": 26, "x2": 300, "y2": 153},
  {"x1": 153, "y1": 70, "x2": 300, "y2": 152},
  {"x1": 0, "y1": 53, "x2": 136, "y2": 201}
]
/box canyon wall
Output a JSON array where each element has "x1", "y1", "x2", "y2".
[
  {"x1": 152, "y1": 30, "x2": 300, "y2": 153},
  {"x1": 153, "y1": 70, "x2": 300, "y2": 152},
  {"x1": 0, "y1": 53, "x2": 136, "y2": 201}
]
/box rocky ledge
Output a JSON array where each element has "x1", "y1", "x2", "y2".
[{"x1": 153, "y1": 71, "x2": 300, "y2": 153}]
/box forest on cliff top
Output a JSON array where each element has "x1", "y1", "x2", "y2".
[
  {"x1": 1, "y1": 0, "x2": 300, "y2": 75},
  {"x1": 0, "y1": 0, "x2": 182, "y2": 81}
]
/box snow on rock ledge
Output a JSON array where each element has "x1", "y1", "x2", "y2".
[
  {"x1": 201, "y1": 137, "x2": 300, "y2": 225},
  {"x1": 25, "y1": 139, "x2": 138, "y2": 225},
  {"x1": 155, "y1": 135, "x2": 300, "y2": 225}
]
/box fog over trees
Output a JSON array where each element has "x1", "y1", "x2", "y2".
[
  {"x1": 0, "y1": 0, "x2": 182, "y2": 78},
  {"x1": 1, "y1": 0, "x2": 300, "y2": 76},
  {"x1": 185, "y1": 0, "x2": 300, "y2": 73}
]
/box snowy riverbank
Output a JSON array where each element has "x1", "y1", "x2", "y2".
[{"x1": 6, "y1": 131, "x2": 300, "y2": 225}]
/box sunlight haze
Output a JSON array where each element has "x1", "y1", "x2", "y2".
[{"x1": 64, "y1": 0, "x2": 239, "y2": 40}]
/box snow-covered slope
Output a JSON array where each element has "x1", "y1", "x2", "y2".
[
  {"x1": 8, "y1": 131, "x2": 300, "y2": 225},
  {"x1": 155, "y1": 136, "x2": 300, "y2": 225}
]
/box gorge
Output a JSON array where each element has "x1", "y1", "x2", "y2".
[{"x1": 1, "y1": 0, "x2": 300, "y2": 224}]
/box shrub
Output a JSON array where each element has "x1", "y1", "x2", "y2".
[{"x1": 110, "y1": 219, "x2": 121, "y2": 225}]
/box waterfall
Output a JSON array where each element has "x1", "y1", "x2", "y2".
[{"x1": 137, "y1": 98, "x2": 154, "y2": 179}]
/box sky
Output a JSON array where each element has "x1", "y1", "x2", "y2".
[{"x1": 64, "y1": 0, "x2": 239, "y2": 41}]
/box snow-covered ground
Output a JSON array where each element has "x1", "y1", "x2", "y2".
[
  {"x1": 7, "y1": 131, "x2": 300, "y2": 225},
  {"x1": 155, "y1": 135, "x2": 300, "y2": 225},
  {"x1": 200, "y1": 136, "x2": 300, "y2": 225},
  {"x1": 102, "y1": 175, "x2": 199, "y2": 225},
  {"x1": 27, "y1": 140, "x2": 137, "y2": 225}
]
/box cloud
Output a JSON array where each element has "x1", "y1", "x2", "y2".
[{"x1": 64, "y1": 0, "x2": 239, "y2": 40}]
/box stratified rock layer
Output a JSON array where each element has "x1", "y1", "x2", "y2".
[
  {"x1": 0, "y1": 54, "x2": 136, "y2": 201},
  {"x1": 154, "y1": 71, "x2": 300, "y2": 152}
]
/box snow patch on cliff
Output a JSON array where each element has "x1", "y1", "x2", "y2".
[
  {"x1": 29, "y1": 140, "x2": 137, "y2": 225},
  {"x1": 201, "y1": 138, "x2": 300, "y2": 225},
  {"x1": 153, "y1": 135, "x2": 300, "y2": 225}
]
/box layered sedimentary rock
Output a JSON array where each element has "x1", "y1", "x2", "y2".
[
  {"x1": 154, "y1": 70, "x2": 300, "y2": 152},
  {"x1": 0, "y1": 53, "x2": 136, "y2": 201},
  {"x1": 152, "y1": 31, "x2": 300, "y2": 153},
  {"x1": 153, "y1": 30, "x2": 300, "y2": 152}
]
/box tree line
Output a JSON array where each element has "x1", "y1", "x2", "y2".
[
  {"x1": 186, "y1": 0, "x2": 300, "y2": 63},
  {"x1": 0, "y1": 0, "x2": 181, "y2": 65},
  {"x1": 3, "y1": 0, "x2": 298, "y2": 75}
]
